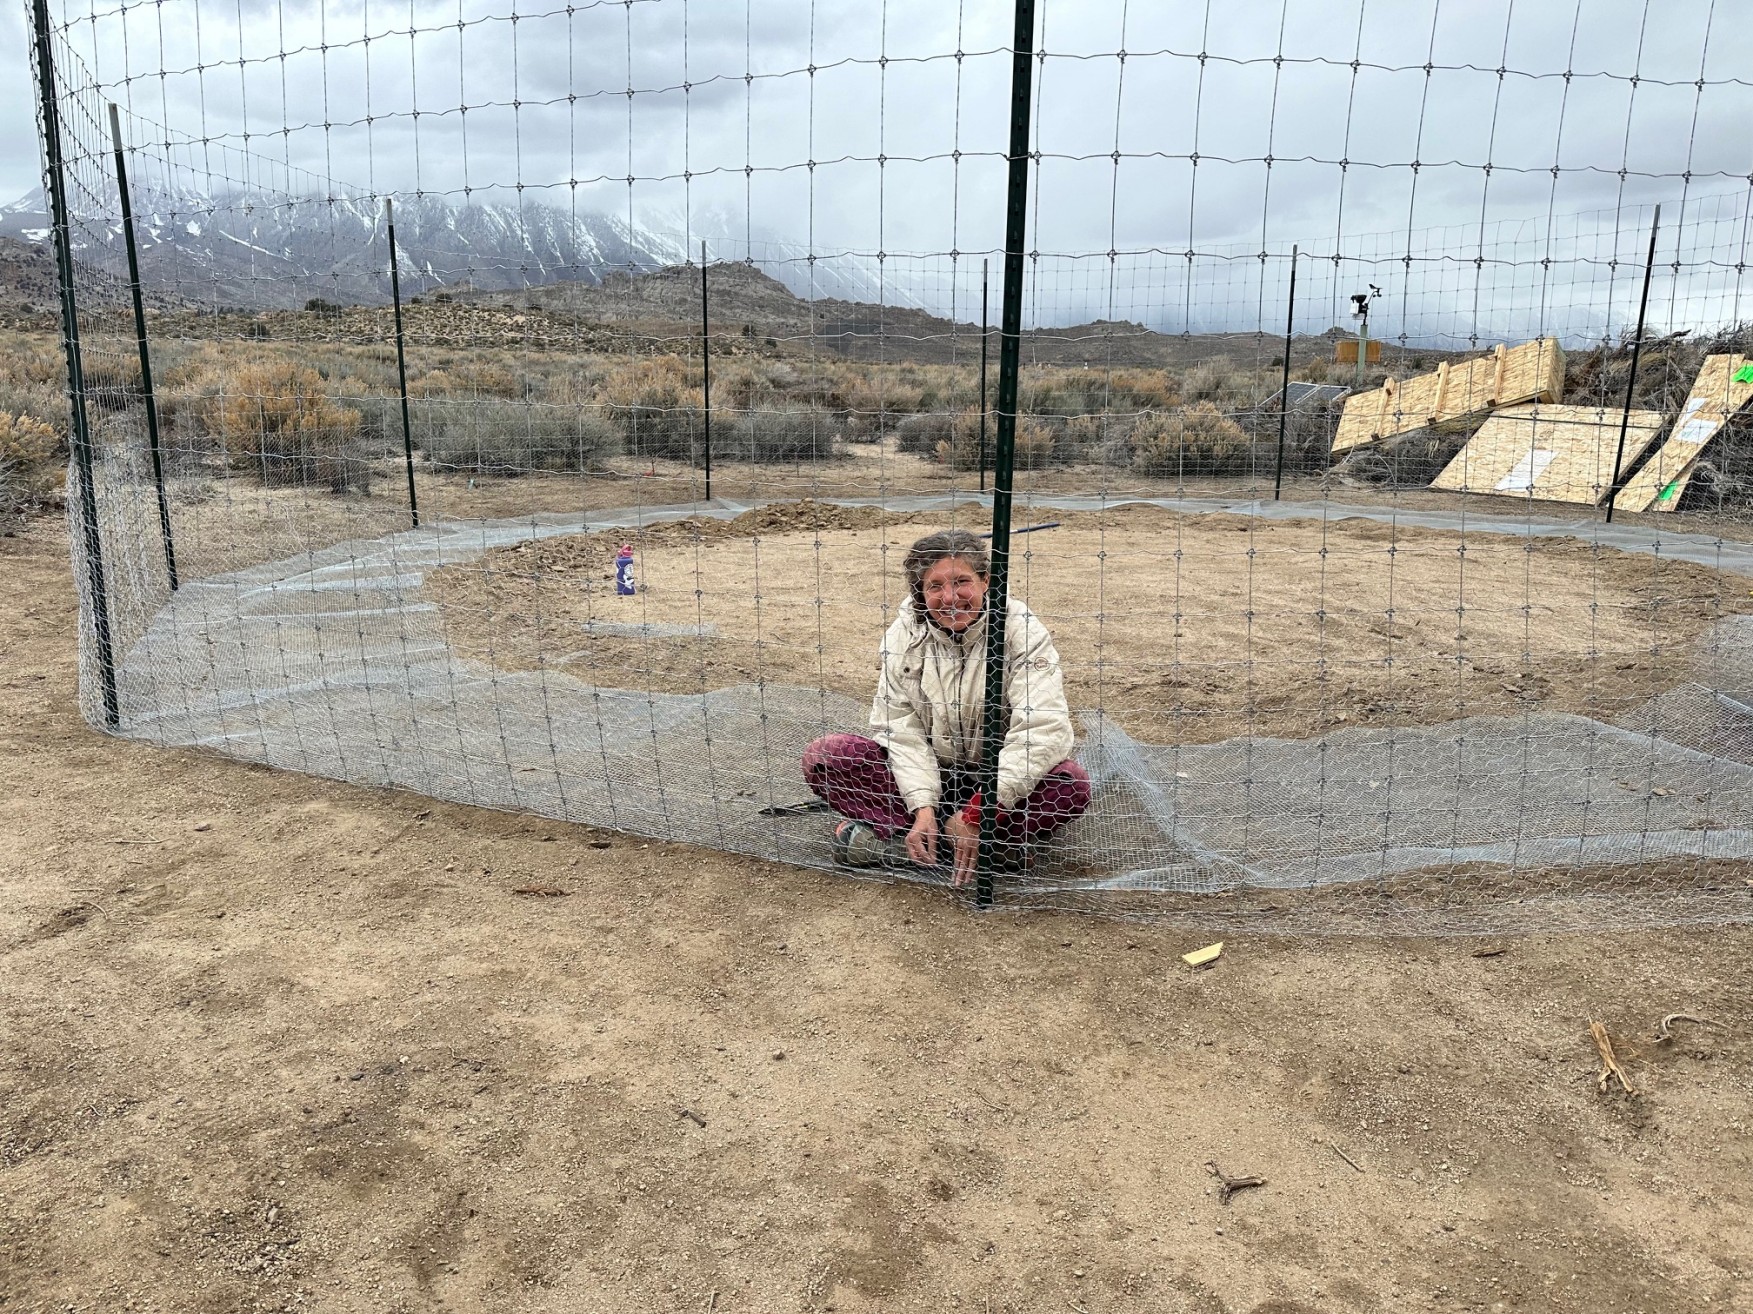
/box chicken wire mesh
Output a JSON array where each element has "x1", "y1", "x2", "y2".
[{"x1": 23, "y1": 0, "x2": 1753, "y2": 931}]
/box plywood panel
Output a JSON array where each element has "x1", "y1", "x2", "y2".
[
  {"x1": 1430, "y1": 404, "x2": 1665, "y2": 504},
  {"x1": 1610, "y1": 354, "x2": 1753, "y2": 513},
  {"x1": 1332, "y1": 338, "x2": 1565, "y2": 454}
]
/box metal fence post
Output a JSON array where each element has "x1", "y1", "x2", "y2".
[
  {"x1": 1273, "y1": 244, "x2": 1299, "y2": 501},
  {"x1": 979, "y1": 258, "x2": 990, "y2": 493},
  {"x1": 384, "y1": 197, "x2": 419, "y2": 527},
  {"x1": 107, "y1": 102, "x2": 178, "y2": 590},
  {"x1": 1604, "y1": 204, "x2": 1662, "y2": 523},
  {"x1": 33, "y1": 0, "x2": 118, "y2": 727},
  {"x1": 974, "y1": 0, "x2": 1038, "y2": 909},
  {"x1": 701, "y1": 241, "x2": 713, "y2": 502}
]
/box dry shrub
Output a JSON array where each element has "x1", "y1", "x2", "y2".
[
  {"x1": 716, "y1": 362, "x2": 791, "y2": 412},
  {"x1": 599, "y1": 356, "x2": 703, "y2": 461},
  {"x1": 420, "y1": 400, "x2": 621, "y2": 475},
  {"x1": 1, "y1": 412, "x2": 61, "y2": 522},
  {"x1": 895, "y1": 411, "x2": 955, "y2": 455},
  {"x1": 409, "y1": 360, "x2": 522, "y2": 398},
  {"x1": 841, "y1": 373, "x2": 924, "y2": 438},
  {"x1": 154, "y1": 341, "x2": 227, "y2": 394},
  {"x1": 1562, "y1": 331, "x2": 1748, "y2": 416},
  {"x1": 0, "y1": 413, "x2": 51, "y2": 456},
  {"x1": 541, "y1": 364, "x2": 609, "y2": 406},
  {"x1": 0, "y1": 332, "x2": 69, "y2": 390},
  {"x1": 350, "y1": 394, "x2": 412, "y2": 457},
  {"x1": 721, "y1": 404, "x2": 840, "y2": 463},
  {"x1": 937, "y1": 409, "x2": 1055, "y2": 470},
  {"x1": 1019, "y1": 374, "x2": 1067, "y2": 418},
  {"x1": 209, "y1": 363, "x2": 364, "y2": 489},
  {"x1": 1059, "y1": 412, "x2": 1133, "y2": 464},
  {"x1": 302, "y1": 349, "x2": 398, "y2": 396},
  {"x1": 1179, "y1": 360, "x2": 1242, "y2": 403},
  {"x1": 597, "y1": 356, "x2": 692, "y2": 403},
  {"x1": 1012, "y1": 418, "x2": 1058, "y2": 469},
  {"x1": 408, "y1": 369, "x2": 457, "y2": 399},
  {"x1": 0, "y1": 378, "x2": 64, "y2": 433},
  {"x1": 908, "y1": 363, "x2": 969, "y2": 411},
  {"x1": 1130, "y1": 402, "x2": 1251, "y2": 477},
  {"x1": 1021, "y1": 369, "x2": 1138, "y2": 420},
  {"x1": 1108, "y1": 368, "x2": 1179, "y2": 411},
  {"x1": 787, "y1": 370, "x2": 849, "y2": 413},
  {"x1": 712, "y1": 363, "x2": 762, "y2": 410}
]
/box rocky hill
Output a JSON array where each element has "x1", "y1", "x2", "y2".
[
  {"x1": 0, "y1": 237, "x2": 63, "y2": 329},
  {"x1": 123, "y1": 255, "x2": 1378, "y2": 378},
  {"x1": 2, "y1": 186, "x2": 1382, "y2": 369},
  {"x1": 439, "y1": 259, "x2": 1342, "y2": 369}
]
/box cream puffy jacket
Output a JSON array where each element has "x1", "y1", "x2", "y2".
[{"x1": 870, "y1": 596, "x2": 1075, "y2": 813}]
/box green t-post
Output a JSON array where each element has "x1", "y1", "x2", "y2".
[{"x1": 974, "y1": 0, "x2": 1038, "y2": 910}]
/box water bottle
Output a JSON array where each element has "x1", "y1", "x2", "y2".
[{"x1": 615, "y1": 543, "x2": 636, "y2": 596}]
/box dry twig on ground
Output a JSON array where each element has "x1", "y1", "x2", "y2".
[
  {"x1": 1590, "y1": 1020, "x2": 1635, "y2": 1095},
  {"x1": 1205, "y1": 1160, "x2": 1267, "y2": 1204},
  {"x1": 1654, "y1": 1013, "x2": 1714, "y2": 1043}
]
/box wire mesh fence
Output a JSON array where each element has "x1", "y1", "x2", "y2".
[{"x1": 19, "y1": 0, "x2": 1753, "y2": 931}]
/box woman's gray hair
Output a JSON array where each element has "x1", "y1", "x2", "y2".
[{"x1": 903, "y1": 529, "x2": 990, "y2": 607}]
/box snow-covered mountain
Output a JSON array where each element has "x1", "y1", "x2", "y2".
[{"x1": 0, "y1": 185, "x2": 926, "y2": 313}]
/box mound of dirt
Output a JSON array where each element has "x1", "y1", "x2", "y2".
[{"x1": 496, "y1": 498, "x2": 921, "y2": 578}]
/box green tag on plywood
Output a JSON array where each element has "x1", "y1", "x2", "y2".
[
  {"x1": 1657, "y1": 478, "x2": 1683, "y2": 503},
  {"x1": 1734, "y1": 364, "x2": 1753, "y2": 385}
]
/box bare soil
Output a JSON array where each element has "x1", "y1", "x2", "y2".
[
  {"x1": 5, "y1": 518, "x2": 1753, "y2": 1313},
  {"x1": 427, "y1": 500, "x2": 1746, "y2": 744}
]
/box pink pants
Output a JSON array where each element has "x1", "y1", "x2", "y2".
[{"x1": 801, "y1": 732, "x2": 1091, "y2": 845}]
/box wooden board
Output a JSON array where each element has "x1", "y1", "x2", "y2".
[
  {"x1": 1430, "y1": 404, "x2": 1665, "y2": 504},
  {"x1": 1609, "y1": 354, "x2": 1753, "y2": 514},
  {"x1": 1331, "y1": 337, "x2": 1566, "y2": 454}
]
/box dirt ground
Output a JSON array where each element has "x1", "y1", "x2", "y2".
[
  {"x1": 427, "y1": 501, "x2": 1745, "y2": 743},
  {"x1": 5, "y1": 518, "x2": 1753, "y2": 1314}
]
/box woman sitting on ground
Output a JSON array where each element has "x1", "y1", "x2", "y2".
[{"x1": 802, "y1": 528, "x2": 1091, "y2": 884}]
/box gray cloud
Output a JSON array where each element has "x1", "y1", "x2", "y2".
[
  {"x1": 10, "y1": 0, "x2": 1752, "y2": 340},
  {"x1": 1, "y1": 5, "x2": 43, "y2": 204}
]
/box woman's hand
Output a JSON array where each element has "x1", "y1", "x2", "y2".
[
  {"x1": 943, "y1": 812, "x2": 980, "y2": 887},
  {"x1": 905, "y1": 806, "x2": 940, "y2": 867}
]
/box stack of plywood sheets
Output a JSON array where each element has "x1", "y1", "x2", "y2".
[
  {"x1": 1610, "y1": 354, "x2": 1753, "y2": 513},
  {"x1": 1331, "y1": 337, "x2": 1566, "y2": 455},
  {"x1": 1430, "y1": 404, "x2": 1665, "y2": 504}
]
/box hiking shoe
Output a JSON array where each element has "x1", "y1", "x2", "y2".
[{"x1": 830, "y1": 819, "x2": 887, "y2": 868}]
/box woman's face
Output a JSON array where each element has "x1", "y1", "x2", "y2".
[{"x1": 920, "y1": 554, "x2": 988, "y2": 633}]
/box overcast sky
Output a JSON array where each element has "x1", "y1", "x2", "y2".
[{"x1": 8, "y1": 0, "x2": 1752, "y2": 339}]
